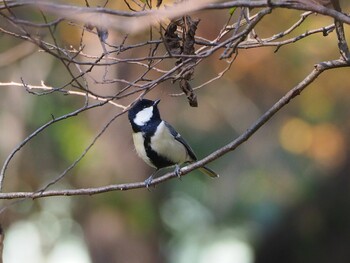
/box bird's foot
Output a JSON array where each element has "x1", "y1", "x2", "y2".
[
  {"x1": 145, "y1": 169, "x2": 159, "y2": 190},
  {"x1": 174, "y1": 164, "x2": 182, "y2": 179},
  {"x1": 144, "y1": 175, "x2": 154, "y2": 190}
]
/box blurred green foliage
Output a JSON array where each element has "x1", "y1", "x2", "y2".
[{"x1": 0, "y1": 1, "x2": 350, "y2": 263}]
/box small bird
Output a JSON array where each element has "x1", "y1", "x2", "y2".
[{"x1": 128, "y1": 98, "x2": 218, "y2": 187}]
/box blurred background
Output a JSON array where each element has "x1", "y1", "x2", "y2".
[{"x1": 0, "y1": 1, "x2": 349, "y2": 263}]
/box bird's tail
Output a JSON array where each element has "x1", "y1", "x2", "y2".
[{"x1": 199, "y1": 166, "x2": 219, "y2": 178}]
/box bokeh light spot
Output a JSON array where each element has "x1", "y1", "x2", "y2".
[
  {"x1": 279, "y1": 118, "x2": 313, "y2": 154},
  {"x1": 307, "y1": 123, "x2": 346, "y2": 169}
]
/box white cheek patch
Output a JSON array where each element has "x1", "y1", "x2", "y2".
[{"x1": 134, "y1": 106, "x2": 153, "y2": 126}]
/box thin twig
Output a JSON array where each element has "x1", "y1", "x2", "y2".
[
  {"x1": 0, "y1": 100, "x2": 117, "y2": 190},
  {"x1": 36, "y1": 111, "x2": 126, "y2": 193},
  {"x1": 0, "y1": 81, "x2": 126, "y2": 109}
]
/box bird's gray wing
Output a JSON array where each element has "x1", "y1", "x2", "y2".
[{"x1": 164, "y1": 121, "x2": 197, "y2": 161}]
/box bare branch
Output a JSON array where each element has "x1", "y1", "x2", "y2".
[
  {"x1": 36, "y1": 111, "x2": 126, "y2": 193},
  {"x1": 0, "y1": 81, "x2": 126, "y2": 109},
  {"x1": 3, "y1": 0, "x2": 349, "y2": 34},
  {"x1": 0, "y1": 58, "x2": 347, "y2": 199},
  {"x1": 0, "y1": 99, "x2": 123, "y2": 191}
]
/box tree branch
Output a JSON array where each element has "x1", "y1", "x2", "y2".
[
  {"x1": 2, "y1": 0, "x2": 349, "y2": 33},
  {"x1": 0, "y1": 58, "x2": 347, "y2": 200}
]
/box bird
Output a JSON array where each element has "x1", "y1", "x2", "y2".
[{"x1": 128, "y1": 98, "x2": 218, "y2": 187}]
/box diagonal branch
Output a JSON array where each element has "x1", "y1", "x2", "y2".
[{"x1": 0, "y1": 58, "x2": 347, "y2": 200}]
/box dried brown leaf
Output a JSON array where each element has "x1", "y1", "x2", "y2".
[
  {"x1": 164, "y1": 22, "x2": 182, "y2": 55},
  {"x1": 180, "y1": 79, "x2": 198, "y2": 107}
]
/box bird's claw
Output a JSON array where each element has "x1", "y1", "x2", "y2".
[
  {"x1": 144, "y1": 175, "x2": 154, "y2": 190},
  {"x1": 174, "y1": 165, "x2": 182, "y2": 179}
]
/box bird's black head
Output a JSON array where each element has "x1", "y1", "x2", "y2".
[{"x1": 128, "y1": 99, "x2": 161, "y2": 132}]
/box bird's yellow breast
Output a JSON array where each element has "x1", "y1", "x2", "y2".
[{"x1": 151, "y1": 121, "x2": 189, "y2": 164}]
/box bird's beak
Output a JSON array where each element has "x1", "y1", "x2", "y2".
[{"x1": 154, "y1": 99, "x2": 160, "y2": 106}]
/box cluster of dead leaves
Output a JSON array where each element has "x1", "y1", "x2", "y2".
[{"x1": 164, "y1": 16, "x2": 200, "y2": 107}]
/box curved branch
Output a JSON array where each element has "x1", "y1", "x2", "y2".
[
  {"x1": 0, "y1": 58, "x2": 347, "y2": 200},
  {"x1": 0, "y1": 100, "x2": 121, "y2": 191},
  {"x1": 3, "y1": 0, "x2": 349, "y2": 34},
  {"x1": 204, "y1": 1, "x2": 350, "y2": 24}
]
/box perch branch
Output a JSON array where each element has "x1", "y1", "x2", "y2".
[{"x1": 0, "y1": 58, "x2": 347, "y2": 199}]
